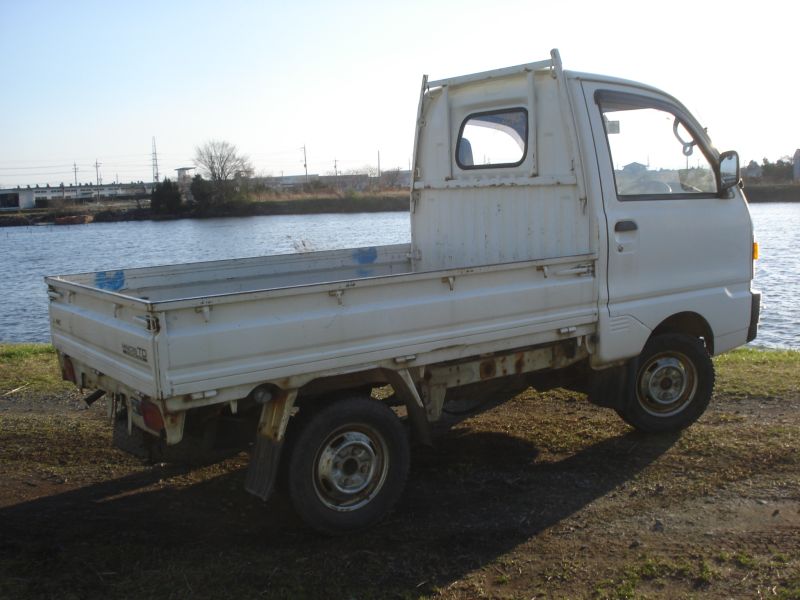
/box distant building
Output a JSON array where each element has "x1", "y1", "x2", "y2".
[
  {"x1": 262, "y1": 174, "x2": 321, "y2": 190},
  {"x1": 0, "y1": 188, "x2": 35, "y2": 209},
  {"x1": 621, "y1": 162, "x2": 648, "y2": 176},
  {"x1": 256, "y1": 170, "x2": 412, "y2": 192},
  {"x1": 379, "y1": 169, "x2": 412, "y2": 189},
  {"x1": 0, "y1": 183, "x2": 152, "y2": 210},
  {"x1": 794, "y1": 149, "x2": 800, "y2": 181},
  {"x1": 319, "y1": 174, "x2": 370, "y2": 191}
]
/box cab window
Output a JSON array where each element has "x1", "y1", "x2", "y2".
[{"x1": 599, "y1": 96, "x2": 716, "y2": 199}]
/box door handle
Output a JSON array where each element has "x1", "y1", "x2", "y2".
[{"x1": 614, "y1": 220, "x2": 638, "y2": 232}]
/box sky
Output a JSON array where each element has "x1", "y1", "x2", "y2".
[{"x1": 1, "y1": 0, "x2": 797, "y2": 188}]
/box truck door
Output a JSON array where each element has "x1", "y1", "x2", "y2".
[{"x1": 580, "y1": 82, "x2": 753, "y2": 362}]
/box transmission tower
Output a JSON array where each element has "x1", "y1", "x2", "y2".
[
  {"x1": 95, "y1": 159, "x2": 102, "y2": 201},
  {"x1": 152, "y1": 137, "x2": 160, "y2": 184}
]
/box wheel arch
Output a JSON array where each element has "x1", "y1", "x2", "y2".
[{"x1": 650, "y1": 311, "x2": 714, "y2": 355}]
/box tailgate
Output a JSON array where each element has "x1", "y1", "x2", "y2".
[{"x1": 46, "y1": 276, "x2": 161, "y2": 398}]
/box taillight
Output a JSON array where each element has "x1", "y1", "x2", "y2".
[
  {"x1": 141, "y1": 399, "x2": 165, "y2": 432},
  {"x1": 61, "y1": 356, "x2": 76, "y2": 384}
]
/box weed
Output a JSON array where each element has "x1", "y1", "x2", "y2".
[
  {"x1": 695, "y1": 559, "x2": 715, "y2": 587},
  {"x1": 772, "y1": 553, "x2": 790, "y2": 564},
  {"x1": 715, "y1": 551, "x2": 731, "y2": 563},
  {"x1": 733, "y1": 552, "x2": 756, "y2": 569}
]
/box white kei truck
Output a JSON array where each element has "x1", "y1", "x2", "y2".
[{"x1": 46, "y1": 50, "x2": 760, "y2": 534}]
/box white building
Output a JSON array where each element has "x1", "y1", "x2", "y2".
[
  {"x1": 0, "y1": 188, "x2": 36, "y2": 209},
  {"x1": 0, "y1": 183, "x2": 153, "y2": 209}
]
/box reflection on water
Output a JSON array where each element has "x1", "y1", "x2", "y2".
[{"x1": 0, "y1": 205, "x2": 796, "y2": 349}]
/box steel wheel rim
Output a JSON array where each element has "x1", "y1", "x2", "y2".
[
  {"x1": 637, "y1": 351, "x2": 697, "y2": 417},
  {"x1": 313, "y1": 425, "x2": 389, "y2": 512}
]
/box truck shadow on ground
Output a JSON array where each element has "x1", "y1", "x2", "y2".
[{"x1": 0, "y1": 427, "x2": 678, "y2": 598}]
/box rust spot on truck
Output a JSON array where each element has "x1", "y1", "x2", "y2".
[
  {"x1": 479, "y1": 360, "x2": 496, "y2": 380},
  {"x1": 514, "y1": 353, "x2": 525, "y2": 374},
  {"x1": 497, "y1": 356, "x2": 508, "y2": 376}
]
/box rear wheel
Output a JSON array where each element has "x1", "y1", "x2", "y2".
[
  {"x1": 287, "y1": 395, "x2": 410, "y2": 534},
  {"x1": 617, "y1": 333, "x2": 714, "y2": 433}
]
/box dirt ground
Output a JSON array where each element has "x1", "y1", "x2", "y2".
[{"x1": 0, "y1": 350, "x2": 798, "y2": 599}]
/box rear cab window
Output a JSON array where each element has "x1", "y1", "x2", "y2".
[{"x1": 456, "y1": 108, "x2": 528, "y2": 170}]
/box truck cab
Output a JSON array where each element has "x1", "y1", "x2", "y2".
[{"x1": 411, "y1": 50, "x2": 757, "y2": 367}]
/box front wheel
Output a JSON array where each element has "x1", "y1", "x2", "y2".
[
  {"x1": 617, "y1": 333, "x2": 714, "y2": 433},
  {"x1": 287, "y1": 395, "x2": 410, "y2": 535}
]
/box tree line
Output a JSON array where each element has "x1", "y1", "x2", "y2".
[
  {"x1": 743, "y1": 156, "x2": 797, "y2": 184},
  {"x1": 151, "y1": 140, "x2": 405, "y2": 214}
]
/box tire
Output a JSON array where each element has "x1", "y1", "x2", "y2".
[
  {"x1": 287, "y1": 395, "x2": 410, "y2": 535},
  {"x1": 617, "y1": 333, "x2": 714, "y2": 433}
]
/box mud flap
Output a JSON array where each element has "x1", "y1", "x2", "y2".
[
  {"x1": 245, "y1": 436, "x2": 285, "y2": 501},
  {"x1": 587, "y1": 364, "x2": 628, "y2": 409},
  {"x1": 244, "y1": 389, "x2": 298, "y2": 501}
]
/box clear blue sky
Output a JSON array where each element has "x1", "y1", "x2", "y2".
[{"x1": 1, "y1": 0, "x2": 796, "y2": 187}]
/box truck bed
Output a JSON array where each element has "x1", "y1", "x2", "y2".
[
  {"x1": 46, "y1": 243, "x2": 598, "y2": 409},
  {"x1": 51, "y1": 243, "x2": 414, "y2": 302}
]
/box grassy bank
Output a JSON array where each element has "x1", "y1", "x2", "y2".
[
  {"x1": 0, "y1": 344, "x2": 72, "y2": 397},
  {"x1": 743, "y1": 183, "x2": 800, "y2": 203},
  {"x1": 1, "y1": 344, "x2": 798, "y2": 599},
  {"x1": 2, "y1": 185, "x2": 797, "y2": 228},
  {"x1": 0, "y1": 191, "x2": 410, "y2": 227}
]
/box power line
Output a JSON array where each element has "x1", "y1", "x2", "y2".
[{"x1": 0, "y1": 164, "x2": 74, "y2": 170}]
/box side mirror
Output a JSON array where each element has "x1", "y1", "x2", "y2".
[{"x1": 719, "y1": 150, "x2": 740, "y2": 191}]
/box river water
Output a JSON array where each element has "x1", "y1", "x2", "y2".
[{"x1": 0, "y1": 205, "x2": 797, "y2": 349}]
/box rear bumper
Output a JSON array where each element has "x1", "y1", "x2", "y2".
[{"x1": 747, "y1": 291, "x2": 761, "y2": 343}]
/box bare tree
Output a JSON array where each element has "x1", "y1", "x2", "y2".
[
  {"x1": 192, "y1": 140, "x2": 254, "y2": 206},
  {"x1": 193, "y1": 140, "x2": 253, "y2": 183}
]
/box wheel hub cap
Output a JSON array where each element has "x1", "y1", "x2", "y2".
[
  {"x1": 314, "y1": 428, "x2": 388, "y2": 512},
  {"x1": 638, "y1": 353, "x2": 697, "y2": 417},
  {"x1": 646, "y1": 359, "x2": 687, "y2": 404},
  {"x1": 318, "y1": 432, "x2": 377, "y2": 496}
]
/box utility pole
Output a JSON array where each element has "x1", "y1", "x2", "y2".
[
  {"x1": 377, "y1": 150, "x2": 381, "y2": 177},
  {"x1": 152, "y1": 137, "x2": 160, "y2": 184},
  {"x1": 94, "y1": 159, "x2": 102, "y2": 202},
  {"x1": 301, "y1": 145, "x2": 308, "y2": 184},
  {"x1": 73, "y1": 162, "x2": 79, "y2": 187},
  {"x1": 334, "y1": 159, "x2": 338, "y2": 177}
]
